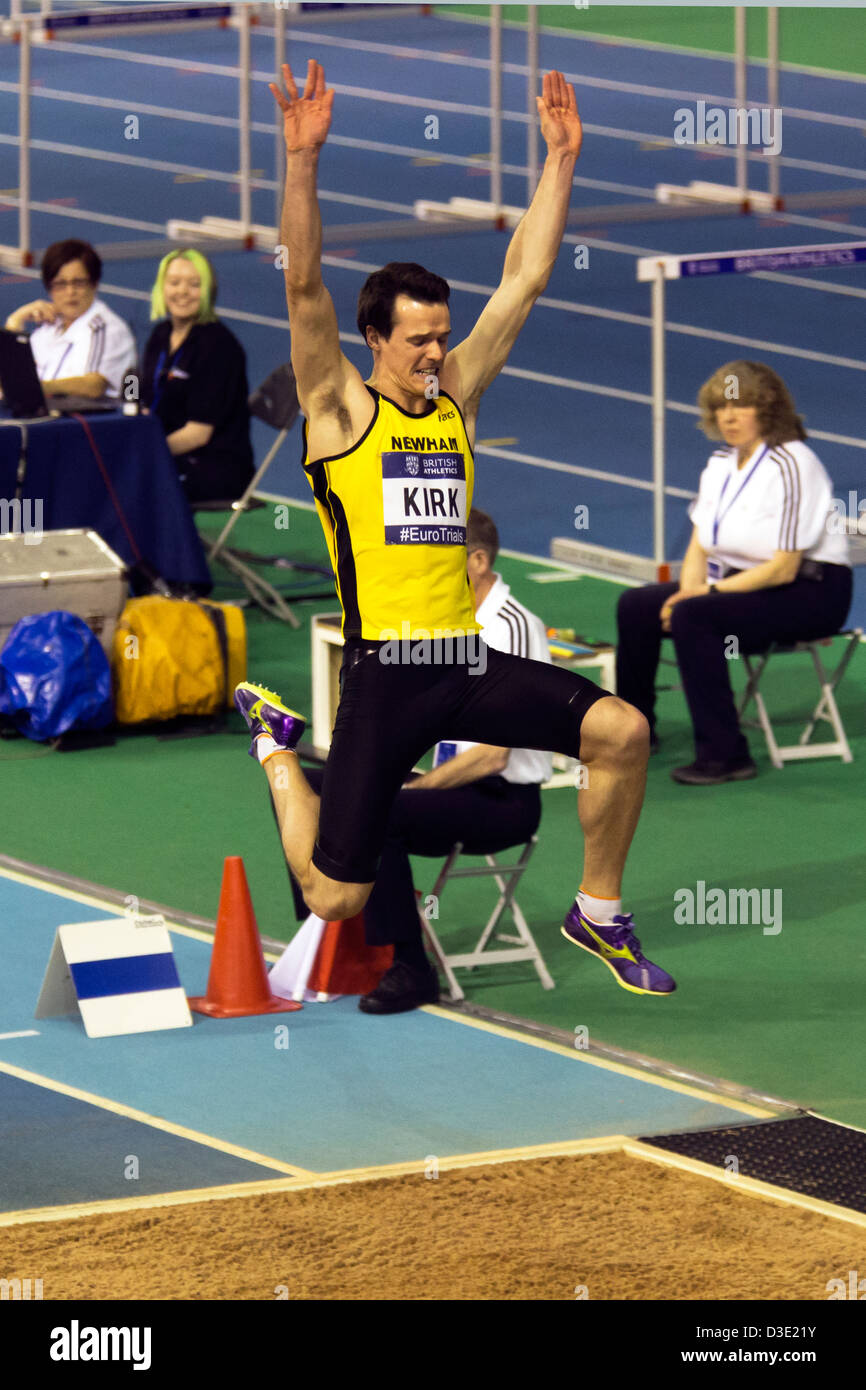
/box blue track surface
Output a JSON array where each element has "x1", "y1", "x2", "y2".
[{"x1": 0, "y1": 869, "x2": 766, "y2": 1211}]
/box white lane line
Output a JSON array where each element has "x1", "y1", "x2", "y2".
[
  {"x1": 0, "y1": 1031, "x2": 40, "y2": 1040},
  {"x1": 0, "y1": 1059, "x2": 311, "y2": 1177}
]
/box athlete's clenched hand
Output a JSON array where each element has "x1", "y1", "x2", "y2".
[{"x1": 270, "y1": 59, "x2": 335, "y2": 152}]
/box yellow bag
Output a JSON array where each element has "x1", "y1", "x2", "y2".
[{"x1": 111, "y1": 596, "x2": 247, "y2": 724}]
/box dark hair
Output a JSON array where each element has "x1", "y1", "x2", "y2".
[
  {"x1": 467, "y1": 508, "x2": 499, "y2": 565},
  {"x1": 697, "y1": 361, "x2": 807, "y2": 446},
  {"x1": 357, "y1": 262, "x2": 450, "y2": 342},
  {"x1": 41, "y1": 239, "x2": 102, "y2": 290}
]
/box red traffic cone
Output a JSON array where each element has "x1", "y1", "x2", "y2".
[
  {"x1": 307, "y1": 915, "x2": 393, "y2": 996},
  {"x1": 189, "y1": 857, "x2": 302, "y2": 1017}
]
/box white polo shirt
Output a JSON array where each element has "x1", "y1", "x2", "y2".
[
  {"x1": 29, "y1": 298, "x2": 136, "y2": 399},
  {"x1": 689, "y1": 439, "x2": 850, "y2": 573},
  {"x1": 434, "y1": 573, "x2": 554, "y2": 785}
]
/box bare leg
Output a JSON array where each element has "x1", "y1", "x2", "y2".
[
  {"x1": 575, "y1": 696, "x2": 649, "y2": 899},
  {"x1": 262, "y1": 751, "x2": 373, "y2": 919}
]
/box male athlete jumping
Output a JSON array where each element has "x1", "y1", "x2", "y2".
[{"x1": 235, "y1": 60, "x2": 675, "y2": 996}]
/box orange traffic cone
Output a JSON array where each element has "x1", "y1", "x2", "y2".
[{"x1": 189, "y1": 856, "x2": 302, "y2": 1016}]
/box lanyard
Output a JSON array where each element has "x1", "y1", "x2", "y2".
[
  {"x1": 712, "y1": 445, "x2": 769, "y2": 547},
  {"x1": 51, "y1": 342, "x2": 73, "y2": 381},
  {"x1": 151, "y1": 341, "x2": 184, "y2": 415}
]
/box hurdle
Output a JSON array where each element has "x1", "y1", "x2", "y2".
[
  {"x1": 550, "y1": 239, "x2": 866, "y2": 584},
  {"x1": 0, "y1": 2, "x2": 245, "y2": 268},
  {"x1": 656, "y1": 5, "x2": 783, "y2": 213},
  {"x1": 4, "y1": 2, "x2": 865, "y2": 270},
  {"x1": 415, "y1": 5, "x2": 786, "y2": 229}
]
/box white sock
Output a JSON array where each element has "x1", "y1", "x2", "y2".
[
  {"x1": 255, "y1": 733, "x2": 279, "y2": 764},
  {"x1": 577, "y1": 888, "x2": 622, "y2": 924}
]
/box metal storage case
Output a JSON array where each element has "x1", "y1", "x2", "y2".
[{"x1": 0, "y1": 529, "x2": 128, "y2": 656}]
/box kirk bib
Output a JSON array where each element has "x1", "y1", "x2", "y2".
[{"x1": 303, "y1": 386, "x2": 480, "y2": 640}]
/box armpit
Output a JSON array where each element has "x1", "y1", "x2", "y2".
[{"x1": 316, "y1": 388, "x2": 353, "y2": 435}]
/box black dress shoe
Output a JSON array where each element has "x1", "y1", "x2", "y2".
[
  {"x1": 358, "y1": 961, "x2": 440, "y2": 1015},
  {"x1": 670, "y1": 758, "x2": 758, "y2": 785}
]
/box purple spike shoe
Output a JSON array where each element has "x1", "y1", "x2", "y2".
[
  {"x1": 234, "y1": 682, "x2": 306, "y2": 760},
  {"x1": 561, "y1": 901, "x2": 676, "y2": 996}
]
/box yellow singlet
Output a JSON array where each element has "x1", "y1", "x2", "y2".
[{"x1": 303, "y1": 386, "x2": 480, "y2": 640}]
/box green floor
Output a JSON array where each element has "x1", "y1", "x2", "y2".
[
  {"x1": 3, "y1": 502, "x2": 865, "y2": 1127},
  {"x1": 442, "y1": 5, "x2": 866, "y2": 78}
]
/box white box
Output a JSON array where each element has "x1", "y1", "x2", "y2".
[{"x1": 0, "y1": 529, "x2": 128, "y2": 657}]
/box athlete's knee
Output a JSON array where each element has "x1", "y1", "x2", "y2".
[
  {"x1": 580, "y1": 695, "x2": 649, "y2": 763},
  {"x1": 304, "y1": 871, "x2": 372, "y2": 921}
]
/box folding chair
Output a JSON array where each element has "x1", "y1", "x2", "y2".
[
  {"x1": 203, "y1": 363, "x2": 331, "y2": 626},
  {"x1": 418, "y1": 836, "x2": 555, "y2": 1002},
  {"x1": 736, "y1": 629, "x2": 861, "y2": 768}
]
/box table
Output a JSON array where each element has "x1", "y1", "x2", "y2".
[
  {"x1": 310, "y1": 612, "x2": 617, "y2": 787},
  {"x1": 311, "y1": 613, "x2": 347, "y2": 751},
  {"x1": 0, "y1": 412, "x2": 211, "y2": 592}
]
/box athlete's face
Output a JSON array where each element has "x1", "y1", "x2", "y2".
[
  {"x1": 714, "y1": 403, "x2": 762, "y2": 454},
  {"x1": 372, "y1": 295, "x2": 451, "y2": 400}
]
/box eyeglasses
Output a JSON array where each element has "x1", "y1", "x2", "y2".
[{"x1": 49, "y1": 277, "x2": 92, "y2": 292}]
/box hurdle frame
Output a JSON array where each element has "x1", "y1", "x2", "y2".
[{"x1": 655, "y1": 5, "x2": 784, "y2": 214}]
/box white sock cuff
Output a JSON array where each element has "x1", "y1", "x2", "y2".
[
  {"x1": 577, "y1": 889, "x2": 622, "y2": 924},
  {"x1": 256, "y1": 734, "x2": 279, "y2": 764}
]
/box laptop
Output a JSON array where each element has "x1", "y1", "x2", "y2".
[{"x1": 0, "y1": 329, "x2": 119, "y2": 419}]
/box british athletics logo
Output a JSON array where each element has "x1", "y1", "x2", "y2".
[{"x1": 381, "y1": 450, "x2": 467, "y2": 545}]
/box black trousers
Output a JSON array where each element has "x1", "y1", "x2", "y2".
[
  {"x1": 615, "y1": 565, "x2": 852, "y2": 764},
  {"x1": 313, "y1": 640, "x2": 605, "y2": 883},
  {"x1": 281, "y1": 765, "x2": 542, "y2": 947}
]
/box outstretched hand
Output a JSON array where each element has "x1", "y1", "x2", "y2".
[
  {"x1": 270, "y1": 59, "x2": 334, "y2": 152},
  {"x1": 536, "y1": 70, "x2": 582, "y2": 157}
]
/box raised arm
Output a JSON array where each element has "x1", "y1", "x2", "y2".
[
  {"x1": 445, "y1": 71, "x2": 582, "y2": 414},
  {"x1": 271, "y1": 61, "x2": 365, "y2": 428}
]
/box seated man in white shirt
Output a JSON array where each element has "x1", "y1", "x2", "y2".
[
  {"x1": 4, "y1": 239, "x2": 136, "y2": 400},
  {"x1": 291, "y1": 508, "x2": 554, "y2": 1013}
]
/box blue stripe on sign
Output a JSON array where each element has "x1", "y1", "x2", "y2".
[{"x1": 69, "y1": 953, "x2": 181, "y2": 1001}]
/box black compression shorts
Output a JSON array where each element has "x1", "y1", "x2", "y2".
[{"x1": 311, "y1": 639, "x2": 611, "y2": 884}]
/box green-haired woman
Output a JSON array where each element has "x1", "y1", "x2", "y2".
[{"x1": 142, "y1": 249, "x2": 253, "y2": 503}]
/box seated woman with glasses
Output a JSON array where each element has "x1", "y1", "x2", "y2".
[
  {"x1": 3, "y1": 238, "x2": 136, "y2": 399},
  {"x1": 616, "y1": 360, "x2": 852, "y2": 785},
  {"x1": 140, "y1": 249, "x2": 254, "y2": 505}
]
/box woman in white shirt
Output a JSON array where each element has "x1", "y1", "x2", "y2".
[
  {"x1": 616, "y1": 360, "x2": 852, "y2": 785},
  {"x1": 4, "y1": 239, "x2": 135, "y2": 399}
]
